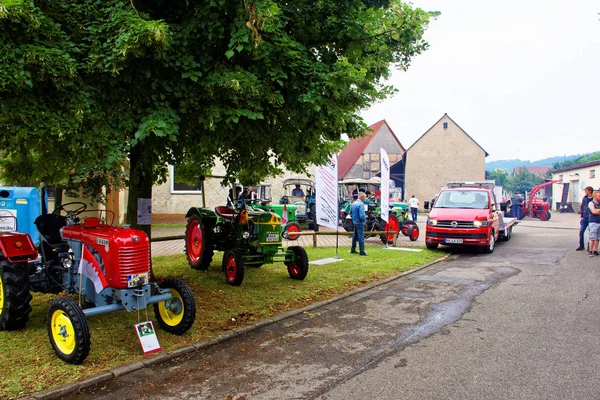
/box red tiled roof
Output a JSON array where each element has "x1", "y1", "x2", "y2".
[
  {"x1": 515, "y1": 166, "x2": 550, "y2": 176},
  {"x1": 337, "y1": 120, "x2": 404, "y2": 179}
]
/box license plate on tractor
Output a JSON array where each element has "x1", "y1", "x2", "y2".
[
  {"x1": 266, "y1": 234, "x2": 279, "y2": 242},
  {"x1": 127, "y1": 273, "x2": 149, "y2": 288},
  {"x1": 445, "y1": 238, "x2": 463, "y2": 244}
]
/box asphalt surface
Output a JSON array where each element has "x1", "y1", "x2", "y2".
[{"x1": 33, "y1": 212, "x2": 600, "y2": 400}]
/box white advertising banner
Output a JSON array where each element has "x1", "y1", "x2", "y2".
[
  {"x1": 380, "y1": 148, "x2": 390, "y2": 223},
  {"x1": 316, "y1": 155, "x2": 339, "y2": 230}
]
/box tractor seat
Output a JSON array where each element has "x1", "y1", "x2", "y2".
[
  {"x1": 214, "y1": 206, "x2": 237, "y2": 219},
  {"x1": 34, "y1": 214, "x2": 67, "y2": 246}
]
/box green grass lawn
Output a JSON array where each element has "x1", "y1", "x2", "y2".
[{"x1": 0, "y1": 246, "x2": 442, "y2": 399}]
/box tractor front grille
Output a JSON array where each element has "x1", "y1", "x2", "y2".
[{"x1": 116, "y1": 245, "x2": 150, "y2": 288}]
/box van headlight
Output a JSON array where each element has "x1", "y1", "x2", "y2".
[
  {"x1": 427, "y1": 218, "x2": 437, "y2": 226},
  {"x1": 473, "y1": 220, "x2": 489, "y2": 227}
]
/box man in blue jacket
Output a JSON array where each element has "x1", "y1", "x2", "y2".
[
  {"x1": 577, "y1": 186, "x2": 594, "y2": 251},
  {"x1": 350, "y1": 192, "x2": 367, "y2": 256}
]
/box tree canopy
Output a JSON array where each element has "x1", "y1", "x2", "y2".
[{"x1": 0, "y1": 0, "x2": 436, "y2": 231}]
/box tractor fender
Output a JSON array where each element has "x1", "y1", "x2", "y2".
[
  {"x1": 185, "y1": 207, "x2": 218, "y2": 221},
  {"x1": 0, "y1": 232, "x2": 38, "y2": 263}
]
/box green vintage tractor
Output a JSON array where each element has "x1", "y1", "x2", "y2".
[{"x1": 184, "y1": 199, "x2": 309, "y2": 286}]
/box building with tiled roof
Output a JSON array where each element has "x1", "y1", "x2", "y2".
[{"x1": 337, "y1": 120, "x2": 405, "y2": 182}]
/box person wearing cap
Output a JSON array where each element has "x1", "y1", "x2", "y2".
[
  {"x1": 587, "y1": 188, "x2": 600, "y2": 256},
  {"x1": 576, "y1": 186, "x2": 594, "y2": 251}
]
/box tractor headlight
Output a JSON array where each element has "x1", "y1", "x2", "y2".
[
  {"x1": 427, "y1": 218, "x2": 438, "y2": 226},
  {"x1": 61, "y1": 257, "x2": 73, "y2": 269},
  {"x1": 473, "y1": 220, "x2": 489, "y2": 228},
  {"x1": 242, "y1": 231, "x2": 251, "y2": 239}
]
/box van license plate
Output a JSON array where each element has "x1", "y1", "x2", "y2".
[{"x1": 445, "y1": 238, "x2": 463, "y2": 244}]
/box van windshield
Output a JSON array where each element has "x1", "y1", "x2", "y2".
[{"x1": 434, "y1": 190, "x2": 489, "y2": 209}]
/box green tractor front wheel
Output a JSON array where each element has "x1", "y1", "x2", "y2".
[
  {"x1": 47, "y1": 297, "x2": 91, "y2": 364},
  {"x1": 0, "y1": 260, "x2": 32, "y2": 331},
  {"x1": 285, "y1": 246, "x2": 309, "y2": 280},
  {"x1": 154, "y1": 278, "x2": 196, "y2": 335}
]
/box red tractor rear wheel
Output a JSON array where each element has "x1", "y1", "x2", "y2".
[
  {"x1": 185, "y1": 214, "x2": 214, "y2": 271},
  {"x1": 380, "y1": 215, "x2": 400, "y2": 244}
]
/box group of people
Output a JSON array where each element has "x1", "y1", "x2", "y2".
[{"x1": 577, "y1": 186, "x2": 600, "y2": 256}]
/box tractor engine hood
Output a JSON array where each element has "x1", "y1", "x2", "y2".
[{"x1": 61, "y1": 220, "x2": 150, "y2": 289}]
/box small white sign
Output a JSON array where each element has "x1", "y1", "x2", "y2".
[
  {"x1": 0, "y1": 210, "x2": 18, "y2": 232},
  {"x1": 135, "y1": 321, "x2": 161, "y2": 355},
  {"x1": 137, "y1": 198, "x2": 152, "y2": 225}
]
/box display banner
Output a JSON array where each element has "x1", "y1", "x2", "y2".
[
  {"x1": 380, "y1": 148, "x2": 390, "y2": 223},
  {"x1": 316, "y1": 155, "x2": 339, "y2": 230}
]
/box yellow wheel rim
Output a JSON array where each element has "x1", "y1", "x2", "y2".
[
  {"x1": 158, "y1": 291, "x2": 184, "y2": 327},
  {"x1": 0, "y1": 276, "x2": 4, "y2": 312},
  {"x1": 50, "y1": 309, "x2": 76, "y2": 355}
]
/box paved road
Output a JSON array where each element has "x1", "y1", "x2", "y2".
[{"x1": 60, "y1": 213, "x2": 600, "y2": 400}]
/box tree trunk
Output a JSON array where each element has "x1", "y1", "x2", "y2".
[{"x1": 127, "y1": 143, "x2": 155, "y2": 279}]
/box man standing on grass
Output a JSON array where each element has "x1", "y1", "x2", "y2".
[
  {"x1": 577, "y1": 186, "x2": 593, "y2": 251},
  {"x1": 350, "y1": 192, "x2": 367, "y2": 256},
  {"x1": 587, "y1": 189, "x2": 600, "y2": 257}
]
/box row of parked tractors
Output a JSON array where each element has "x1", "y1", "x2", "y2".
[{"x1": 0, "y1": 186, "x2": 309, "y2": 364}]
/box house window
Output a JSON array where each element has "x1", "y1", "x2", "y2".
[
  {"x1": 443, "y1": 122, "x2": 448, "y2": 129},
  {"x1": 591, "y1": 170, "x2": 596, "y2": 179},
  {"x1": 170, "y1": 166, "x2": 202, "y2": 194}
]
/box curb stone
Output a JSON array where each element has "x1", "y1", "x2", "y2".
[{"x1": 25, "y1": 254, "x2": 448, "y2": 400}]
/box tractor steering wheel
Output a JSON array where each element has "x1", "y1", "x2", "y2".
[{"x1": 53, "y1": 202, "x2": 88, "y2": 217}]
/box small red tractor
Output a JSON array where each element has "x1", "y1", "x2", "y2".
[
  {"x1": 0, "y1": 202, "x2": 196, "y2": 364},
  {"x1": 523, "y1": 180, "x2": 561, "y2": 221}
]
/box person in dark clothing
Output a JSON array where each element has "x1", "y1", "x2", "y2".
[
  {"x1": 587, "y1": 189, "x2": 600, "y2": 256},
  {"x1": 511, "y1": 193, "x2": 523, "y2": 219},
  {"x1": 577, "y1": 186, "x2": 594, "y2": 251}
]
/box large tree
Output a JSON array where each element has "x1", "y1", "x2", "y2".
[{"x1": 0, "y1": 0, "x2": 435, "y2": 237}]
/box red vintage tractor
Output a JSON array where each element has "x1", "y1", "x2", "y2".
[
  {"x1": 0, "y1": 202, "x2": 196, "y2": 364},
  {"x1": 523, "y1": 180, "x2": 561, "y2": 221}
]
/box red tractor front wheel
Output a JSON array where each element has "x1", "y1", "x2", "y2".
[
  {"x1": 222, "y1": 249, "x2": 245, "y2": 286},
  {"x1": 285, "y1": 246, "x2": 309, "y2": 280},
  {"x1": 538, "y1": 211, "x2": 550, "y2": 221}
]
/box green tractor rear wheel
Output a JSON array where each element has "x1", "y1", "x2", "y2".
[
  {"x1": 185, "y1": 214, "x2": 214, "y2": 271},
  {"x1": 285, "y1": 246, "x2": 309, "y2": 280},
  {"x1": 154, "y1": 278, "x2": 196, "y2": 335},
  {"x1": 47, "y1": 297, "x2": 90, "y2": 364},
  {"x1": 222, "y1": 249, "x2": 245, "y2": 286},
  {"x1": 0, "y1": 260, "x2": 32, "y2": 331}
]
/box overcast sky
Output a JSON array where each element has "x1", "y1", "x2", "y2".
[{"x1": 360, "y1": 0, "x2": 600, "y2": 162}]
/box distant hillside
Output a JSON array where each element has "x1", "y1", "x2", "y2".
[{"x1": 486, "y1": 155, "x2": 582, "y2": 172}]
